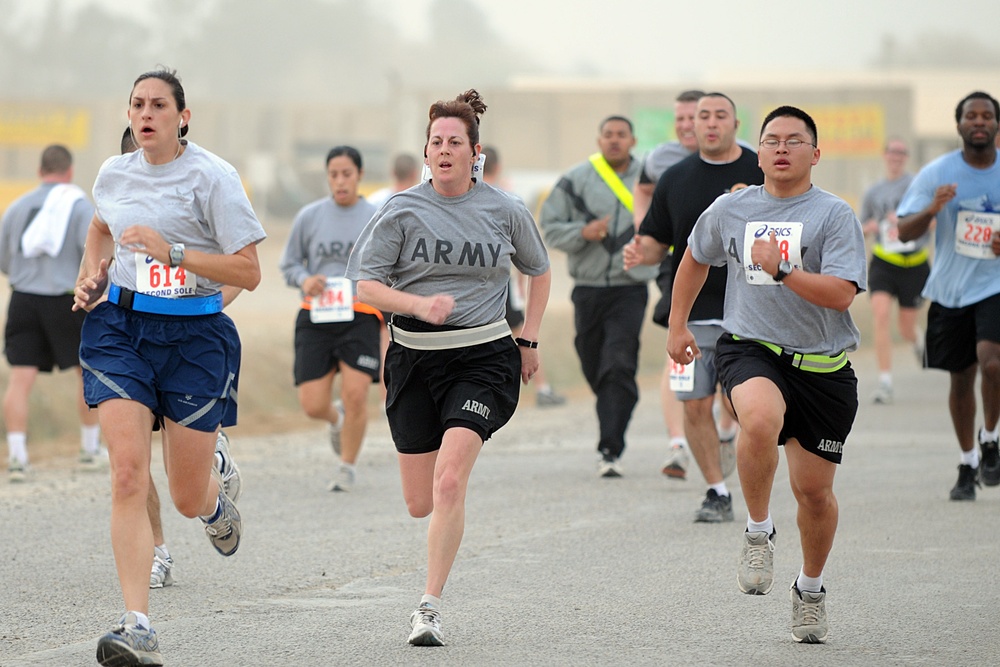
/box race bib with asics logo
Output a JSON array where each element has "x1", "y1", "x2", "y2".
[
  {"x1": 744, "y1": 222, "x2": 804, "y2": 285},
  {"x1": 955, "y1": 210, "x2": 999, "y2": 259},
  {"x1": 310, "y1": 277, "x2": 355, "y2": 323},
  {"x1": 134, "y1": 254, "x2": 196, "y2": 297}
]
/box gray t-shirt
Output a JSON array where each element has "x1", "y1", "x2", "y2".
[
  {"x1": 860, "y1": 173, "x2": 929, "y2": 252},
  {"x1": 280, "y1": 196, "x2": 376, "y2": 293},
  {"x1": 640, "y1": 142, "x2": 693, "y2": 185},
  {"x1": 689, "y1": 184, "x2": 867, "y2": 355},
  {"x1": 0, "y1": 182, "x2": 92, "y2": 295},
  {"x1": 346, "y1": 180, "x2": 549, "y2": 327},
  {"x1": 93, "y1": 142, "x2": 266, "y2": 296}
]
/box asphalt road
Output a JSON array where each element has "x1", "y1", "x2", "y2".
[{"x1": 1, "y1": 345, "x2": 998, "y2": 666}]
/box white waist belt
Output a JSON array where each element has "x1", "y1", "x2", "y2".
[{"x1": 389, "y1": 320, "x2": 512, "y2": 350}]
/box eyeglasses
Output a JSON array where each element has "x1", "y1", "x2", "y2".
[{"x1": 759, "y1": 138, "x2": 815, "y2": 150}]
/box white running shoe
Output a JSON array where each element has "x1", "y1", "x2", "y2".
[
  {"x1": 408, "y1": 603, "x2": 444, "y2": 646},
  {"x1": 149, "y1": 548, "x2": 174, "y2": 589},
  {"x1": 215, "y1": 430, "x2": 242, "y2": 504},
  {"x1": 328, "y1": 400, "x2": 346, "y2": 457},
  {"x1": 328, "y1": 463, "x2": 356, "y2": 492},
  {"x1": 738, "y1": 529, "x2": 776, "y2": 595},
  {"x1": 79, "y1": 447, "x2": 110, "y2": 472},
  {"x1": 661, "y1": 443, "x2": 689, "y2": 480},
  {"x1": 791, "y1": 581, "x2": 829, "y2": 643}
]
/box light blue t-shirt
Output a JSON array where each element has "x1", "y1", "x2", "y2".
[
  {"x1": 896, "y1": 150, "x2": 1000, "y2": 308},
  {"x1": 689, "y1": 184, "x2": 867, "y2": 355}
]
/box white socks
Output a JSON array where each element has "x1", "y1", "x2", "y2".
[
  {"x1": 747, "y1": 514, "x2": 773, "y2": 535},
  {"x1": 961, "y1": 449, "x2": 981, "y2": 468},
  {"x1": 81, "y1": 424, "x2": 101, "y2": 455},
  {"x1": 7, "y1": 432, "x2": 27, "y2": 464},
  {"x1": 710, "y1": 482, "x2": 729, "y2": 497},
  {"x1": 796, "y1": 568, "x2": 823, "y2": 594},
  {"x1": 420, "y1": 593, "x2": 442, "y2": 609},
  {"x1": 981, "y1": 426, "x2": 999, "y2": 442}
]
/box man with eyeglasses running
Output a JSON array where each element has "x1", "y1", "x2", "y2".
[
  {"x1": 668, "y1": 106, "x2": 866, "y2": 644},
  {"x1": 896, "y1": 91, "x2": 1000, "y2": 501}
]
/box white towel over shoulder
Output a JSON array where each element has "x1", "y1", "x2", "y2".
[{"x1": 21, "y1": 183, "x2": 85, "y2": 259}]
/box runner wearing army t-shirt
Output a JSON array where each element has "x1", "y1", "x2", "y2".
[
  {"x1": 668, "y1": 106, "x2": 867, "y2": 644},
  {"x1": 346, "y1": 89, "x2": 551, "y2": 647},
  {"x1": 280, "y1": 145, "x2": 381, "y2": 493}
]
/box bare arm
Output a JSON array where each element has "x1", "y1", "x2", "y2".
[
  {"x1": 516, "y1": 269, "x2": 551, "y2": 384},
  {"x1": 632, "y1": 182, "x2": 655, "y2": 229},
  {"x1": 622, "y1": 234, "x2": 669, "y2": 270},
  {"x1": 118, "y1": 224, "x2": 261, "y2": 291},
  {"x1": 73, "y1": 215, "x2": 116, "y2": 311},
  {"x1": 666, "y1": 247, "x2": 710, "y2": 365},
  {"x1": 751, "y1": 231, "x2": 856, "y2": 312},
  {"x1": 898, "y1": 184, "x2": 955, "y2": 242},
  {"x1": 355, "y1": 280, "x2": 454, "y2": 326}
]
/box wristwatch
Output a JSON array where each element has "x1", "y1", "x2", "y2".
[
  {"x1": 169, "y1": 243, "x2": 185, "y2": 268},
  {"x1": 773, "y1": 259, "x2": 793, "y2": 282}
]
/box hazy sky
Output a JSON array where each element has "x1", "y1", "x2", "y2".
[{"x1": 34, "y1": 0, "x2": 1000, "y2": 81}]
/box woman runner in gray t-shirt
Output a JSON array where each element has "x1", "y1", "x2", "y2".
[{"x1": 347, "y1": 89, "x2": 551, "y2": 647}]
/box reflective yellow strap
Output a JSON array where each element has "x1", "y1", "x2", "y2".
[
  {"x1": 872, "y1": 245, "x2": 929, "y2": 268},
  {"x1": 731, "y1": 335, "x2": 847, "y2": 373},
  {"x1": 589, "y1": 153, "x2": 634, "y2": 213}
]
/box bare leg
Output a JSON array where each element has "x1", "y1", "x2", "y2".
[
  {"x1": 148, "y1": 474, "x2": 165, "y2": 546},
  {"x1": 871, "y1": 292, "x2": 893, "y2": 375},
  {"x1": 102, "y1": 399, "x2": 156, "y2": 615},
  {"x1": 298, "y1": 371, "x2": 341, "y2": 427},
  {"x1": 949, "y1": 365, "x2": 978, "y2": 453},
  {"x1": 785, "y1": 440, "x2": 838, "y2": 578},
  {"x1": 684, "y1": 395, "x2": 721, "y2": 485},
  {"x1": 3, "y1": 366, "x2": 38, "y2": 434},
  {"x1": 659, "y1": 364, "x2": 686, "y2": 441},
  {"x1": 730, "y1": 377, "x2": 785, "y2": 522},
  {"x1": 979, "y1": 341, "x2": 1000, "y2": 431},
  {"x1": 338, "y1": 363, "x2": 373, "y2": 465}
]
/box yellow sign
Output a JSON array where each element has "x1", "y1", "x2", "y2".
[
  {"x1": 0, "y1": 105, "x2": 91, "y2": 148},
  {"x1": 801, "y1": 105, "x2": 884, "y2": 157}
]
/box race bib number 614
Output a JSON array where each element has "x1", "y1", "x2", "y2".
[{"x1": 134, "y1": 254, "x2": 196, "y2": 297}]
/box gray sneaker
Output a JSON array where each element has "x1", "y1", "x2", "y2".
[
  {"x1": 328, "y1": 463, "x2": 356, "y2": 492},
  {"x1": 598, "y1": 457, "x2": 623, "y2": 478},
  {"x1": 694, "y1": 489, "x2": 734, "y2": 523},
  {"x1": 215, "y1": 430, "x2": 242, "y2": 504},
  {"x1": 738, "y1": 529, "x2": 776, "y2": 595},
  {"x1": 328, "y1": 400, "x2": 346, "y2": 457},
  {"x1": 790, "y1": 582, "x2": 829, "y2": 644},
  {"x1": 661, "y1": 443, "x2": 689, "y2": 480},
  {"x1": 408, "y1": 603, "x2": 444, "y2": 646},
  {"x1": 149, "y1": 548, "x2": 174, "y2": 589},
  {"x1": 719, "y1": 436, "x2": 736, "y2": 480},
  {"x1": 96, "y1": 612, "x2": 163, "y2": 666},
  {"x1": 203, "y1": 474, "x2": 242, "y2": 557},
  {"x1": 979, "y1": 429, "x2": 1000, "y2": 487},
  {"x1": 7, "y1": 458, "x2": 27, "y2": 483},
  {"x1": 79, "y1": 447, "x2": 110, "y2": 472},
  {"x1": 872, "y1": 382, "x2": 893, "y2": 405},
  {"x1": 536, "y1": 387, "x2": 566, "y2": 407}
]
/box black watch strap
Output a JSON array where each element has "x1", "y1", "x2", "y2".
[{"x1": 514, "y1": 337, "x2": 539, "y2": 349}]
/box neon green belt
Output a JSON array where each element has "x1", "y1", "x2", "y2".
[
  {"x1": 731, "y1": 335, "x2": 848, "y2": 373},
  {"x1": 872, "y1": 245, "x2": 929, "y2": 268}
]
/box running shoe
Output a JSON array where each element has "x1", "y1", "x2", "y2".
[
  {"x1": 7, "y1": 458, "x2": 27, "y2": 483},
  {"x1": 328, "y1": 463, "x2": 356, "y2": 492},
  {"x1": 203, "y1": 475, "x2": 242, "y2": 557},
  {"x1": 738, "y1": 529, "x2": 776, "y2": 595},
  {"x1": 215, "y1": 430, "x2": 242, "y2": 504},
  {"x1": 79, "y1": 447, "x2": 110, "y2": 472},
  {"x1": 328, "y1": 400, "x2": 345, "y2": 457},
  {"x1": 949, "y1": 464, "x2": 979, "y2": 501},
  {"x1": 694, "y1": 489, "x2": 734, "y2": 523},
  {"x1": 661, "y1": 442, "x2": 689, "y2": 480},
  {"x1": 719, "y1": 435, "x2": 737, "y2": 480},
  {"x1": 149, "y1": 548, "x2": 174, "y2": 589},
  {"x1": 598, "y1": 457, "x2": 623, "y2": 478},
  {"x1": 96, "y1": 612, "x2": 163, "y2": 666},
  {"x1": 978, "y1": 430, "x2": 1000, "y2": 487},
  {"x1": 408, "y1": 602, "x2": 444, "y2": 646},
  {"x1": 790, "y1": 581, "x2": 829, "y2": 644},
  {"x1": 536, "y1": 387, "x2": 566, "y2": 407},
  {"x1": 871, "y1": 381, "x2": 893, "y2": 405}
]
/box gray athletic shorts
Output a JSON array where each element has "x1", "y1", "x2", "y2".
[{"x1": 674, "y1": 323, "x2": 723, "y2": 401}]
